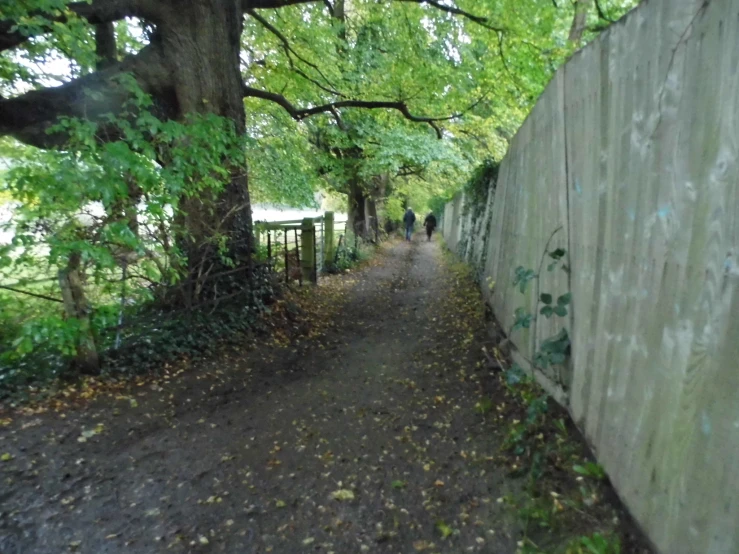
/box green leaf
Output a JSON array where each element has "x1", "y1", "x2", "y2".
[
  {"x1": 476, "y1": 397, "x2": 493, "y2": 414},
  {"x1": 505, "y1": 365, "x2": 526, "y2": 385},
  {"x1": 550, "y1": 352, "x2": 566, "y2": 364},
  {"x1": 573, "y1": 462, "x2": 606, "y2": 480},
  {"x1": 331, "y1": 489, "x2": 355, "y2": 501},
  {"x1": 557, "y1": 293, "x2": 571, "y2": 306},
  {"x1": 554, "y1": 305, "x2": 568, "y2": 317},
  {"x1": 549, "y1": 248, "x2": 566, "y2": 260},
  {"x1": 534, "y1": 351, "x2": 550, "y2": 368},
  {"x1": 540, "y1": 305, "x2": 554, "y2": 318},
  {"x1": 391, "y1": 480, "x2": 406, "y2": 489},
  {"x1": 436, "y1": 521, "x2": 454, "y2": 539},
  {"x1": 540, "y1": 293, "x2": 552, "y2": 304}
]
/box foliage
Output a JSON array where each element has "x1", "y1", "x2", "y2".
[
  {"x1": 463, "y1": 158, "x2": 500, "y2": 214},
  {"x1": 499, "y1": 234, "x2": 631, "y2": 553},
  {"x1": 508, "y1": 228, "x2": 571, "y2": 387},
  {"x1": 240, "y1": 0, "x2": 635, "y2": 218},
  {"x1": 325, "y1": 231, "x2": 373, "y2": 273},
  {"x1": 573, "y1": 461, "x2": 607, "y2": 480},
  {"x1": 499, "y1": 230, "x2": 573, "y2": 487},
  {"x1": 566, "y1": 533, "x2": 622, "y2": 554},
  {"x1": 1, "y1": 264, "x2": 278, "y2": 398},
  {"x1": 244, "y1": 103, "x2": 323, "y2": 208},
  {"x1": 0, "y1": 80, "x2": 255, "y2": 390}
]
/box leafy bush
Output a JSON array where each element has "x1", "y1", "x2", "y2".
[{"x1": 0, "y1": 77, "x2": 261, "y2": 394}]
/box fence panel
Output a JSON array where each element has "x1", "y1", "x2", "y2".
[{"x1": 443, "y1": 0, "x2": 739, "y2": 551}]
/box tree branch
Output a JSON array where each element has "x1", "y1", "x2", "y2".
[
  {"x1": 95, "y1": 20, "x2": 117, "y2": 70},
  {"x1": 245, "y1": 85, "x2": 488, "y2": 138},
  {"x1": 242, "y1": 0, "x2": 317, "y2": 8},
  {"x1": 246, "y1": 9, "x2": 344, "y2": 96},
  {"x1": 0, "y1": 0, "x2": 160, "y2": 53},
  {"x1": 0, "y1": 44, "x2": 172, "y2": 148},
  {"x1": 243, "y1": 85, "x2": 455, "y2": 138},
  {"x1": 1, "y1": 0, "x2": 505, "y2": 54},
  {"x1": 568, "y1": 0, "x2": 592, "y2": 43},
  {"x1": 322, "y1": 0, "x2": 335, "y2": 17},
  {"x1": 243, "y1": 0, "x2": 504, "y2": 32},
  {"x1": 0, "y1": 284, "x2": 64, "y2": 303},
  {"x1": 396, "y1": 0, "x2": 505, "y2": 32}
]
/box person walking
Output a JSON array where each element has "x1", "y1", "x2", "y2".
[
  {"x1": 423, "y1": 212, "x2": 437, "y2": 241},
  {"x1": 403, "y1": 207, "x2": 416, "y2": 241}
]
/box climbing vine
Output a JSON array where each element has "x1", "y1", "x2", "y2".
[
  {"x1": 462, "y1": 158, "x2": 500, "y2": 218},
  {"x1": 506, "y1": 227, "x2": 571, "y2": 390}
]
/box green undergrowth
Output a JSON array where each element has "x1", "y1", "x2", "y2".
[
  {"x1": 496, "y1": 369, "x2": 628, "y2": 554},
  {"x1": 2, "y1": 241, "x2": 386, "y2": 406},
  {"x1": 439, "y1": 239, "x2": 649, "y2": 554},
  {"x1": 0, "y1": 269, "x2": 280, "y2": 403},
  {"x1": 325, "y1": 231, "x2": 378, "y2": 273}
]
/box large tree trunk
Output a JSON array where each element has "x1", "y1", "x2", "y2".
[
  {"x1": 368, "y1": 172, "x2": 389, "y2": 236},
  {"x1": 347, "y1": 178, "x2": 368, "y2": 238},
  {"x1": 157, "y1": 0, "x2": 255, "y2": 303}
]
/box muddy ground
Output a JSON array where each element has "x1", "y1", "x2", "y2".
[{"x1": 0, "y1": 238, "x2": 652, "y2": 554}]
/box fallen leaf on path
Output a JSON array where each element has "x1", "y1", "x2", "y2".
[
  {"x1": 331, "y1": 489, "x2": 355, "y2": 501},
  {"x1": 436, "y1": 520, "x2": 454, "y2": 539},
  {"x1": 77, "y1": 423, "x2": 105, "y2": 442}
]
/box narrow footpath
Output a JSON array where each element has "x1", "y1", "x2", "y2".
[{"x1": 0, "y1": 238, "x2": 649, "y2": 554}]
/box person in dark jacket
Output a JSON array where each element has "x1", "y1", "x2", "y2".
[
  {"x1": 423, "y1": 212, "x2": 437, "y2": 241},
  {"x1": 403, "y1": 208, "x2": 416, "y2": 241}
]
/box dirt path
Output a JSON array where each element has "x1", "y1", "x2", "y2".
[{"x1": 0, "y1": 238, "x2": 647, "y2": 554}]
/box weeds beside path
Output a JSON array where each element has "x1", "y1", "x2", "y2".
[{"x1": 0, "y1": 238, "x2": 651, "y2": 554}]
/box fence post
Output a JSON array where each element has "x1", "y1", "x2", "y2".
[
  {"x1": 284, "y1": 231, "x2": 289, "y2": 285},
  {"x1": 313, "y1": 229, "x2": 317, "y2": 283},
  {"x1": 320, "y1": 216, "x2": 325, "y2": 272},
  {"x1": 324, "y1": 211, "x2": 335, "y2": 268},
  {"x1": 294, "y1": 228, "x2": 302, "y2": 286},
  {"x1": 254, "y1": 223, "x2": 261, "y2": 251},
  {"x1": 300, "y1": 218, "x2": 316, "y2": 284},
  {"x1": 267, "y1": 231, "x2": 272, "y2": 266}
]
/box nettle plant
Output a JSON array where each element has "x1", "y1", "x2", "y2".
[{"x1": 506, "y1": 228, "x2": 571, "y2": 389}]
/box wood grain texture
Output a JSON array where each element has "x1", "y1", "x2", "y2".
[{"x1": 443, "y1": 0, "x2": 739, "y2": 551}]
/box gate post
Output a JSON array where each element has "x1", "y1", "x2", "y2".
[
  {"x1": 324, "y1": 211, "x2": 335, "y2": 269},
  {"x1": 301, "y1": 218, "x2": 317, "y2": 284}
]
